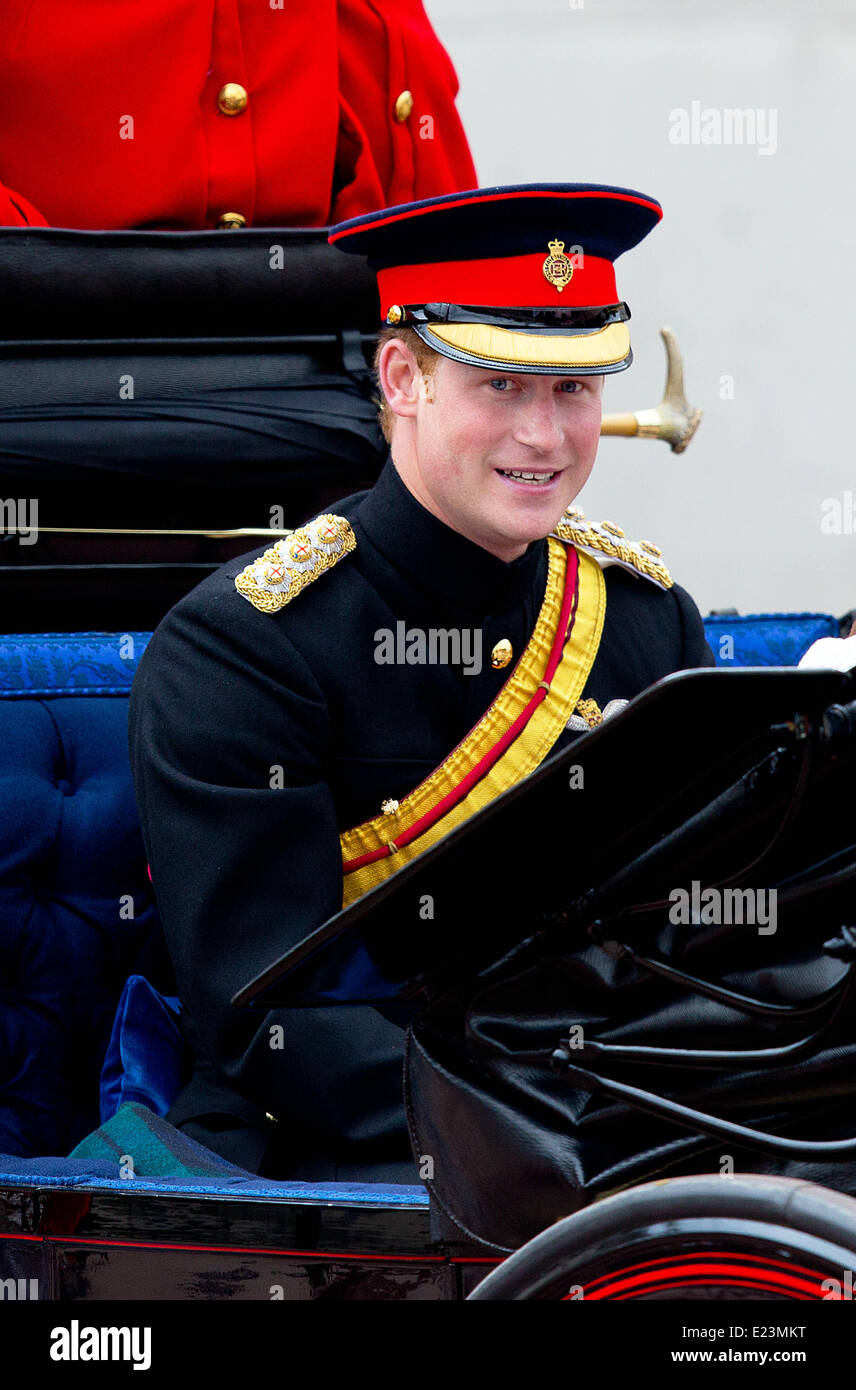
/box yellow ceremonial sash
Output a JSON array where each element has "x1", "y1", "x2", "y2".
[{"x1": 339, "y1": 539, "x2": 605, "y2": 906}]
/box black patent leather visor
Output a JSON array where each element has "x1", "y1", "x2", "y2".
[{"x1": 405, "y1": 301, "x2": 631, "y2": 333}]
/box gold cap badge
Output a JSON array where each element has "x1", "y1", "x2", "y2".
[{"x1": 542, "y1": 239, "x2": 574, "y2": 293}]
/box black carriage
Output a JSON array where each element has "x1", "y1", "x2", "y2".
[{"x1": 3, "y1": 228, "x2": 856, "y2": 1302}]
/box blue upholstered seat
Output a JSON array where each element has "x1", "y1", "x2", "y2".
[
  {"x1": 0, "y1": 634, "x2": 161, "y2": 1160},
  {"x1": 702, "y1": 612, "x2": 839, "y2": 667}
]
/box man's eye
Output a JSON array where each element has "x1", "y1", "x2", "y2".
[
  {"x1": 559, "y1": 380, "x2": 582, "y2": 393},
  {"x1": 489, "y1": 378, "x2": 513, "y2": 392}
]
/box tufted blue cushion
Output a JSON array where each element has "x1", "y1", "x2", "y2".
[
  {"x1": 0, "y1": 634, "x2": 162, "y2": 1158},
  {"x1": 703, "y1": 612, "x2": 839, "y2": 667}
]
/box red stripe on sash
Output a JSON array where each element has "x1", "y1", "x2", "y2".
[{"x1": 342, "y1": 547, "x2": 580, "y2": 874}]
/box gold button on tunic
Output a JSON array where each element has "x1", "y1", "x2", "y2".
[
  {"x1": 491, "y1": 639, "x2": 513, "y2": 669},
  {"x1": 217, "y1": 83, "x2": 248, "y2": 116},
  {"x1": 394, "y1": 90, "x2": 414, "y2": 123}
]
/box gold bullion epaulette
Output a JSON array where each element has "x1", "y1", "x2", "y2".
[
  {"x1": 552, "y1": 506, "x2": 673, "y2": 590},
  {"x1": 234, "y1": 513, "x2": 356, "y2": 614}
]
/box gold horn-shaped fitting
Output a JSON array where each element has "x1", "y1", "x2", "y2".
[{"x1": 600, "y1": 326, "x2": 703, "y2": 453}]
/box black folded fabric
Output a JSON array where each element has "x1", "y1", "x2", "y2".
[
  {"x1": 0, "y1": 376, "x2": 385, "y2": 527},
  {"x1": 0, "y1": 226, "x2": 378, "y2": 339},
  {"x1": 0, "y1": 226, "x2": 386, "y2": 527}
]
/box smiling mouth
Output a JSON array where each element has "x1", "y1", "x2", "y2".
[{"x1": 496, "y1": 469, "x2": 559, "y2": 486}]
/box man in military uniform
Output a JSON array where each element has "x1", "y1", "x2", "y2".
[{"x1": 128, "y1": 182, "x2": 715, "y2": 1180}]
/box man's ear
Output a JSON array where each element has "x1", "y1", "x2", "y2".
[{"x1": 377, "y1": 338, "x2": 424, "y2": 422}]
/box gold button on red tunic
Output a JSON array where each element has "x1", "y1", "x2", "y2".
[
  {"x1": 217, "y1": 82, "x2": 249, "y2": 115},
  {"x1": 394, "y1": 89, "x2": 414, "y2": 122}
]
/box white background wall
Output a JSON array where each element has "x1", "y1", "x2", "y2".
[{"x1": 425, "y1": 0, "x2": 856, "y2": 617}]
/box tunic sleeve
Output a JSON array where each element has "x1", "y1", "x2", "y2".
[
  {"x1": 128, "y1": 583, "x2": 343, "y2": 1104},
  {"x1": 672, "y1": 581, "x2": 717, "y2": 669}
]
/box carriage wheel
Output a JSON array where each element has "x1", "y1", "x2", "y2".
[{"x1": 467, "y1": 1175, "x2": 856, "y2": 1300}]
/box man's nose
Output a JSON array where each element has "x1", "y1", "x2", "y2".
[{"x1": 513, "y1": 398, "x2": 565, "y2": 453}]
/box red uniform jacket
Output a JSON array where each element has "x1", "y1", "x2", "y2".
[{"x1": 0, "y1": 0, "x2": 477, "y2": 229}]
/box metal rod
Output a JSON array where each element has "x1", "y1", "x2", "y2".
[{"x1": 554, "y1": 1057, "x2": 856, "y2": 1159}]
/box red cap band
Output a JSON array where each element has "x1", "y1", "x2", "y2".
[{"x1": 377, "y1": 252, "x2": 618, "y2": 315}]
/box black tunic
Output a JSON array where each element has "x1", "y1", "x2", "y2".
[{"x1": 128, "y1": 457, "x2": 715, "y2": 1180}]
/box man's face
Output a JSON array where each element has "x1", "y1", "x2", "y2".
[{"x1": 384, "y1": 344, "x2": 604, "y2": 562}]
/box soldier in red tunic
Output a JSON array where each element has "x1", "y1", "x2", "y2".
[{"x1": 0, "y1": 0, "x2": 477, "y2": 228}]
